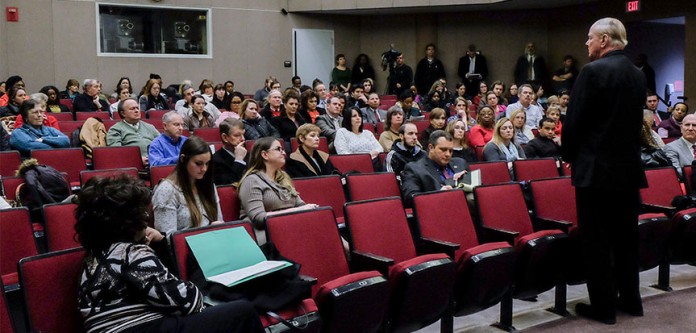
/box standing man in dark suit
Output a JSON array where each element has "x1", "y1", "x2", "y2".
[
  {"x1": 513, "y1": 42, "x2": 547, "y2": 89},
  {"x1": 401, "y1": 130, "x2": 468, "y2": 207},
  {"x1": 562, "y1": 17, "x2": 647, "y2": 325},
  {"x1": 213, "y1": 118, "x2": 247, "y2": 185},
  {"x1": 414, "y1": 44, "x2": 446, "y2": 100},
  {"x1": 458, "y1": 44, "x2": 488, "y2": 99}
]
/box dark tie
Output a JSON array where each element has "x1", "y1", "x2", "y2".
[{"x1": 692, "y1": 144, "x2": 696, "y2": 158}]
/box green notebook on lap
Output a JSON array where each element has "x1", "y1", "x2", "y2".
[{"x1": 185, "y1": 227, "x2": 292, "y2": 287}]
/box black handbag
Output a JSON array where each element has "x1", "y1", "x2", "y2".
[{"x1": 640, "y1": 146, "x2": 671, "y2": 168}]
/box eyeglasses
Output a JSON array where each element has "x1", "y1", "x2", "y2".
[{"x1": 267, "y1": 146, "x2": 284, "y2": 152}]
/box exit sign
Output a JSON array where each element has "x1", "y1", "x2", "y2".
[{"x1": 626, "y1": 1, "x2": 641, "y2": 12}]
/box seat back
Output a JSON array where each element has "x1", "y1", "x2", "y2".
[
  {"x1": 684, "y1": 165, "x2": 693, "y2": 195},
  {"x1": 75, "y1": 112, "x2": 110, "y2": 121},
  {"x1": 1, "y1": 176, "x2": 24, "y2": 202},
  {"x1": 475, "y1": 183, "x2": 535, "y2": 237},
  {"x1": 80, "y1": 168, "x2": 139, "y2": 187},
  {"x1": 469, "y1": 161, "x2": 512, "y2": 185},
  {"x1": 147, "y1": 110, "x2": 169, "y2": 119},
  {"x1": 0, "y1": 208, "x2": 39, "y2": 285},
  {"x1": 266, "y1": 208, "x2": 350, "y2": 295},
  {"x1": 293, "y1": 175, "x2": 346, "y2": 221},
  {"x1": 92, "y1": 146, "x2": 144, "y2": 170},
  {"x1": 192, "y1": 127, "x2": 220, "y2": 142},
  {"x1": 0, "y1": 151, "x2": 21, "y2": 177},
  {"x1": 43, "y1": 203, "x2": 80, "y2": 252},
  {"x1": 344, "y1": 197, "x2": 417, "y2": 263},
  {"x1": 52, "y1": 112, "x2": 75, "y2": 122},
  {"x1": 345, "y1": 172, "x2": 400, "y2": 202},
  {"x1": 529, "y1": 177, "x2": 578, "y2": 227},
  {"x1": 170, "y1": 222, "x2": 254, "y2": 280},
  {"x1": 18, "y1": 248, "x2": 85, "y2": 333},
  {"x1": 31, "y1": 148, "x2": 87, "y2": 186},
  {"x1": 329, "y1": 154, "x2": 374, "y2": 174},
  {"x1": 513, "y1": 158, "x2": 560, "y2": 182},
  {"x1": 0, "y1": 279, "x2": 14, "y2": 333},
  {"x1": 150, "y1": 165, "x2": 175, "y2": 188},
  {"x1": 216, "y1": 185, "x2": 241, "y2": 221},
  {"x1": 641, "y1": 167, "x2": 682, "y2": 207},
  {"x1": 290, "y1": 137, "x2": 330, "y2": 154},
  {"x1": 413, "y1": 190, "x2": 479, "y2": 261}
]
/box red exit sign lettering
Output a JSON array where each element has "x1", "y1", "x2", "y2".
[{"x1": 626, "y1": 1, "x2": 641, "y2": 12}]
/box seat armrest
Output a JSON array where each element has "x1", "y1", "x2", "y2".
[
  {"x1": 480, "y1": 226, "x2": 519, "y2": 245},
  {"x1": 641, "y1": 203, "x2": 677, "y2": 217},
  {"x1": 417, "y1": 237, "x2": 460, "y2": 259},
  {"x1": 534, "y1": 217, "x2": 572, "y2": 233},
  {"x1": 299, "y1": 274, "x2": 318, "y2": 286},
  {"x1": 350, "y1": 251, "x2": 394, "y2": 276}
]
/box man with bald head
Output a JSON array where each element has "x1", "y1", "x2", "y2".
[
  {"x1": 664, "y1": 114, "x2": 696, "y2": 176},
  {"x1": 148, "y1": 111, "x2": 188, "y2": 166},
  {"x1": 562, "y1": 17, "x2": 647, "y2": 325}
]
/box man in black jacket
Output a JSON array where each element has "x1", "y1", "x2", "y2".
[
  {"x1": 73, "y1": 79, "x2": 109, "y2": 112},
  {"x1": 213, "y1": 118, "x2": 247, "y2": 185},
  {"x1": 385, "y1": 122, "x2": 425, "y2": 181},
  {"x1": 562, "y1": 17, "x2": 647, "y2": 325},
  {"x1": 524, "y1": 117, "x2": 561, "y2": 159},
  {"x1": 414, "y1": 44, "x2": 446, "y2": 99}
]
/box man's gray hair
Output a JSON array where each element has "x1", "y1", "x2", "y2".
[
  {"x1": 29, "y1": 93, "x2": 48, "y2": 104},
  {"x1": 162, "y1": 110, "x2": 182, "y2": 124},
  {"x1": 83, "y1": 79, "x2": 98, "y2": 91},
  {"x1": 591, "y1": 17, "x2": 628, "y2": 48}
]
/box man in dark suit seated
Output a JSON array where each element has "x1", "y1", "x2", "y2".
[
  {"x1": 524, "y1": 117, "x2": 562, "y2": 159},
  {"x1": 401, "y1": 130, "x2": 468, "y2": 207},
  {"x1": 213, "y1": 118, "x2": 247, "y2": 185},
  {"x1": 73, "y1": 79, "x2": 109, "y2": 112}
]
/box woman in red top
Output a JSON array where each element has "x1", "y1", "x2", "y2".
[{"x1": 468, "y1": 106, "x2": 495, "y2": 147}]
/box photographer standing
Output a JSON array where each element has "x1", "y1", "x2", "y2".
[{"x1": 388, "y1": 52, "x2": 413, "y2": 97}]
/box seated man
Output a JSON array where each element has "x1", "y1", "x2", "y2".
[
  {"x1": 664, "y1": 114, "x2": 696, "y2": 177},
  {"x1": 73, "y1": 79, "x2": 109, "y2": 112},
  {"x1": 10, "y1": 99, "x2": 70, "y2": 157},
  {"x1": 175, "y1": 84, "x2": 220, "y2": 119},
  {"x1": 657, "y1": 102, "x2": 688, "y2": 139},
  {"x1": 401, "y1": 130, "x2": 469, "y2": 207},
  {"x1": 148, "y1": 111, "x2": 187, "y2": 167},
  {"x1": 106, "y1": 98, "x2": 160, "y2": 165},
  {"x1": 315, "y1": 96, "x2": 343, "y2": 152},
  {"x1": 524, "y1": 117, "x2": 562, "y2": 159},
  {"x1": 361, "y1": 92, "x2": 387, "y2": 127},
  {"x1": 385, "y1": 122, "x2": 425, "y2": 180},
  {"x1": 213, "y1": 118, "x2": 247, "y2": 185}
]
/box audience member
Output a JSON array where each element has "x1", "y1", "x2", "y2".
[
  {"x1": 176, "y1": 84, "x2": 220, "y2": 119},
  {"x1": 645, "y1": 91, "x2": 664, "y2": 125},
  {"x1": 313, "y1": 81, "x2": 329, "y2": 110},
  {"x1": 59, "y1": 78, "x2": 80, "y2": 101},
  {"x1": 214, "y1": 92, "x2": 244, "y2": 127},
  {"x1": 76, "y1": 175, "x2": 264, "y2": 333},
  {"x1": 149, "y1": 111, "x2": 188, "y2": 167},
  {"x1": 448, "y1": 97, "x2": 476, "y2": 128},
  {"x1": 334, "y1": 106, "x2": 383, "y2": 163},
  {"x1": 346, "y1": 84, "x2": 367, "y2": 109},
  {"x1": 13, "y1": 93, "x2": 61, "y2": 130},
  {"x1": 640, "y1": 122, "x2": 671, "y2": 168},
  {"x1": 361, "y1": 78, "x2": 375, "y2": 96},
  {"x1": 298, "y1": 90, "x2": 325, "y2": 124},
  {"x1": 657, "y1": 102, "x2": 688, "y2": 138},
  {"x1": 414, "y1": 44, "x2": 446, "y2": 100},
  {"x1": 635, "y1": 54, "x2": 656, "y2": 94},
  {"x1": 490, "y1": 81, "x2": 508, "y2": 106},
  {"x1": 41, "y1": 85, "x2": 71, "y2": 114},
  {"x1": 447, "y1": 119, "x2": 477, "y2": 163},
  {"x1": 486, "y1": 91, "x2": 506, "y2": 118},
  {"x1": 514, "y1": 42, "x2": 548, "y2": 88},
  {"x1": 664, "y1": 114, "x2": 696, "y2": 176},
  {"x1": 643, "y1": 109, "x2": 665, "y2": 148},
  {"x1": 504, "y1": 84, "x2": 519, "y2": 105},
  {"x1": 424, "y1": 90, "x2": 447, "y2": 113},
  {"x1": 211, "y1": 83, "x2": 229, "y2": 110},
  {"x1": 274, "y1": 93, "x2": 306, "y2": 141},
  {"x1": 73, "y1": 79, "x2": 109, "y2": 112},
  {"x1": 0, "y1": 86, "x2": 26, "y2": 117},
  {"x1": 110, "y1": 77, "x2": 132, "y2": 99},
  {"x1": 401, "y1": 130, "x2": 469, "y2": 207},
  {"x1": 419, "y1": 107, "x2": 447, "y2": 147},
  {"x1": 458, "y1": 44, "x2": 488, "y2": 99},
  {"x1": 185, "y1": 95, "x2": 216, "y2": 131},
  {"x1": 9, "y1": 100, "x2": 70, "y2": 157},
  {"x1": 552, "y1": 55, "x2": 578, "y2": 94},
  {"x1": 398, "y1": 90, "x2": 422, "y2": 119},
  {"x1": 212, "y1": 118, "x2": 247, "y2": 185},
  {"x1": 241, "y1": 99, "x2": 280, "y2": 140},
  {"x1": 316, "y1": 96, "x2": 343, "y2": 151},
  {"x1": 238, "y1": 137, "x2": 319, "y2": 243},
  {"x1": 505, "y1": 83, "x2": 544, "y2": 129},
  {"x1": 524, "y1": 117, "x2": 562, "y2": 159},
  {"x1": 254, "y1": 76, "x2": 276, "y2": 104},
  {"x1": 473, "y1": 81, "x2": 488, "y2": 108},
  {"x1": 469, "y1": 106, "x2": 496, "y2": 147},
  {"x1": 483, "y1": 117, "x2": 527, "y2": 163},
  {"x1": 378, "y1": 106, "x2": 405, "y2": 152},
  {"x1": 385, "y1": 122, "x2": 425, "y2": 178},
  {"x1": 110, "y1": 86, "x2": 131, "y2": 116},
  {"x1": 351, "y1": 53, "x2": 375, "y2": 84},
  {"x1": 331, "y1": 54, "x2": 352, "y2": 93},
  {"x1": 546, "y1": 105, "x2": 563, "y2": 138},
  {"x1": 286, "y1": 123, "x2": 336, "y2": 178},
  {"x1": 510, "y1": 108, "x2": 534, "y2": 145},
  {"x1": 260, "y1": 89, "x2": 284, "y2": 120},
  {"x1": 106, "y1": 98, "x2": 159, "y2": 164},
  {"x1": 388, "y1": 52, "x2": 413, "y2": 97},
  {"x1": 0, "y1": 75, "x2": 24, "y2": 107}
]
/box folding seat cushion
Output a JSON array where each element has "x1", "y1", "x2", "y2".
[
  {"x1": 636, "y1": 213, "x2": 671, "y2": 271},
  {"x1": 670, "y1": 207, "x2": 696, "y2": 264},
  {"x1": 18, "y1": 248, "x2": 85, "y2": 333},
  {"x1": 267, "y1": 208, "x2": 388, "y2": 333}
]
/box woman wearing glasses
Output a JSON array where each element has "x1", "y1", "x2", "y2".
[
  {"x1": 238, "y1": 137, "x2": 319, "y2": 244},
  {"x1": 9, "y1": 99, "x2": 69, "y2": 157}
]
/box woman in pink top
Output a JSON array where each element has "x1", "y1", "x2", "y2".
[{"x1": 468, "y1": 106, "x2": 495, "y2": 147}]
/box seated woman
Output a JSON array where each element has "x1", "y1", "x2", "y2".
[
  {"x1": 298, "y1": 90, "x2": 324, "y2": 124},
  {"x1": 139, "y1": 78, "x2": 169, "y2": 111},
  {"x1": 398, "y1": 90, "x2": 422, "y2": 120},
  {"x1": 274, "y1": 93, "x2": 306, "y2": 141},
  {"x1": 286, "y1": 123, "x2": 336, "y2": 178},
  {"x1": 214, "y1": 91, "x2": 244, "y2": 127},
  {"x1": 76, "y1": 174, "x2": 263, "y2": 333},
  {"x1": 469, "y1": 106, "x2": 496, "y2": 147},
  {"x1": 110, "y1": 86, "x2": 131, "y2": 117},
  {"x1": 152, "y1": 136, "x2": 223, "y2": 237},
  {"x1": 211, "y1": 84, "x2": 229, "y2": 110},
  {"x1": 41, "y1": 85, "x2": 71, "y2": 114},
  {"x1": 447, "y1": 119, "x2": 478, "y2": 163},
  {"x1": 378, "y1": 106, "x2": 405, "y2": 151},
  {"x1": 473, "y1": 81, "x2": 488, "y2": 108},
  {"x1": 59, "y1": 78, "x2": 80, "y2": 101},
  {"x1": 423, "y1": 89, "x2": 448, "y2": 113},
  {"x1": 110, "y1": 77, "x2": 132, "y2": 100},
  {"x1": 238, "y1": 137, "x2": 319, "y2": 243},
  {"x1": 334, "y1": 106, "x2": 383, "y2": 161},
  {"x1": 185, "y1": 95, "x2": 216, "y2": 131},
  {"x1": 0, "y1": 86, "x2": 25, "y2": 117},
  {"x1": 486, "y1": 91, "x2": 506, "y2": 118},
  {"x1": 9, "y1": 100, "x2": 70, "y2": 157},
  {"x1": 419, "y1": 107, "x2": 447, "y2": 147},
  {"x1": 483, "y1": 117, "x2": 526, "y2": 164},
  {"x1": 12, "y1": 92, "x2": 61, "y2": 130},
  {"x1": 510, "y1": 108, "x2": 534, "y2": 145},
  {"x1": 504, "y1": 84, "x2": 519, "y2": 105},
  {"x1": 657, "y1": 102, "x2": 688, "y2": 139},
  {"x1": 546, "y1": 105, "x2": 563, "y2": 138},
  {"x1": 241, "y1": 99, "x2": 280, "y2": 140}
]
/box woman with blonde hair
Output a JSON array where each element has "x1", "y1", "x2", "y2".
[
  {"x1": 447, "y1": 119, "x2": 477, "y2": 162},
  {"x1": 238, "y1": 137, "x2": 319, "y2": 243},
  {"x1": 483, "y1": 117, "x2": 526, "y2": 164},
  {"x1": 510, "y1": 108, "x2": 534, "y2": 145},
  {"x1": 286, "y1": 123, "x2": 336, "y2": 178}
]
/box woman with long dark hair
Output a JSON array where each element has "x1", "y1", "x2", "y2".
[
  {"x1": 152, "y1": 136, "x2": 222, "y2": 236},
  {"x1": 138, "y1": 78, "x2": 169, "y2": 111}
]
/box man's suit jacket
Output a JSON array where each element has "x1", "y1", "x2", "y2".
[
  {"x1": 458, "y1": 55, "x2": 489, "y2": 97},
  {"x1": 212, "y1": 148, "x2": 247, "y2": 186},
  {"x1": 664, "y1": 138, "x2": 694, "y2": 176},
  {"x1": 401, "y1": 157, "x2": 468, "y2": 207},
  {"x1": 562, "y1": 50, "x2": 647, "y2": 190},
  {"x1": 360, "y1": 107, "x2": 386, "y2": 127},
  {"x1": 315, "y1": 114, "x2": 342, "y2": 143},
  {"x1": 513, "y1": 55, "x2": 547, "y2": 86}
]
